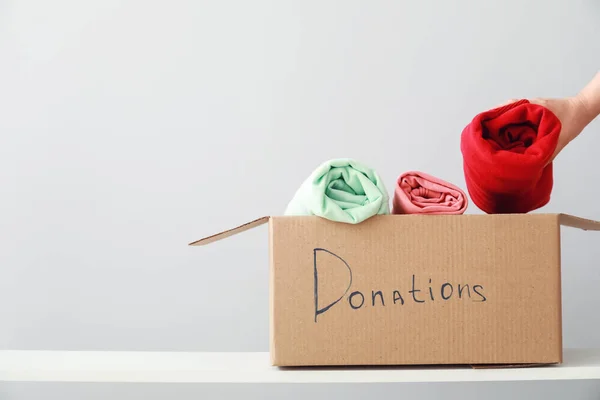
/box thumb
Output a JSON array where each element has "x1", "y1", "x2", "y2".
[{"x1": 492, "y1": 98, "x2": 520, "y2": 109}]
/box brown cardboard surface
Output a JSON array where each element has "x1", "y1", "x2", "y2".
[
  {"x1": 190, "y1": 213, "x2": 600, "y2": 367},
  {"x1": 188, "y1": 216, "x2": 269, "y2": 246},
  {"x1": 559, "y1": 213, "x2": 600, "y2": 231},
  {"x1": 269, "y1": 214, "x2": 563, "y2": 366}
]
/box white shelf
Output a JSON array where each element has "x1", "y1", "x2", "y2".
[{"x1": 0, "y1": 349, "x2": 599, "y2": 383}]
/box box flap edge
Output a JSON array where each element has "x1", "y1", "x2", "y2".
[
  {"x1": 188, "y1": 216, "x2": 270, "y2": 246},
  {"x1": 558, "y1": 213, "x2": 600, "y2": 231}
]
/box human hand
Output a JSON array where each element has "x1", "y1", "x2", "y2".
[
  {"x1": 495, "y1": 71, "x2": 600, "y2": 162},
  {"x1": 530, "y1": 96, "x2": 589, "y2": 161},
  {"x1": 495, "y1": 96, "x2": 589, "y2": 161}
]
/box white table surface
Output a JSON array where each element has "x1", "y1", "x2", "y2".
[{"x1": 0, "y1": 349, "x2": 599, "y2": 383}]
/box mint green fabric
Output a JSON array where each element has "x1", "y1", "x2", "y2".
[{"x1": 284, "y1": 159, "x2": 390, "y2": 224}]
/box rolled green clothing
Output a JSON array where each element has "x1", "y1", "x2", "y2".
[{"x1": 284, "y1": 159, "x2": 390, "y2": 224}]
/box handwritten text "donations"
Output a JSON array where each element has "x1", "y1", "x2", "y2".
[{"x1": 313, "y1": 248, "x2": 487, "y2": 322}]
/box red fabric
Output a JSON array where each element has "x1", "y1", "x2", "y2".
[{"x1": 460, "y1": 99, "x2": 561, "y2": 214}]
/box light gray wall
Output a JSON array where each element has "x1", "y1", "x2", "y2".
[{"x1": 1, "y1": 0, "x2": 599, "y2": 398}]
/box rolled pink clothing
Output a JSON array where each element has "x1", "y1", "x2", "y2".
[{"x1": 392, "y1": 171, "x2": 468, "y2": 215}]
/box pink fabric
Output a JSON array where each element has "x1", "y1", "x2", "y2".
[{"x1": 392, "y1": 171, "x2": 468, "y2": 215}]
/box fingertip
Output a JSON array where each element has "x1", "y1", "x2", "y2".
[{"x1": 494, "y1": 98, "x2": 520, "y2": 108}]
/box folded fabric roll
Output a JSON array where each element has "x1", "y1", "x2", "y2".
[
  {"x1": 392, "y1": 171, "x2": 468, "y2": 215},
  {"x1": 460, "y1": 99, "x2": 561, "y2": 214},
  {"x1": 284, "y1": 159, "x2": 390, "y2": 224}
]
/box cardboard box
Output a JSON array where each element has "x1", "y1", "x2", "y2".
[{"x1": 190, "y1": 213, "x2": 600, "y2": 367}]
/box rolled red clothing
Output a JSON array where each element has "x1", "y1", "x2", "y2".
[
  {"x1": 460, "y1": 99, "x2": 561, "y2": 214},
  {"x1": 392, "y1": 171, "x2": 468, "y2": 215}
]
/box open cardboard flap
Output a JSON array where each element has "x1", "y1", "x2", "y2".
[
  {"x1": 188, "y1": 216, "x2": 270, "y2": 246},
  {"x1": 559, "y1": 213, "x2": 600, "y2": 231},
  {"x1": 188, "y1": 213, "x2": 600, "y2": 247}
]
